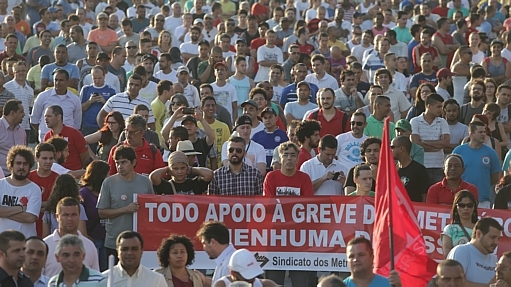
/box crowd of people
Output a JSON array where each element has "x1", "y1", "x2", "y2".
[{"x1": 1, "y1": 0, "x2": 511, "y2": 285}]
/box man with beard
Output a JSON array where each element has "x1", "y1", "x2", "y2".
[
  {"x1": 447, "y1": 217, "x2": 502, "y2": 285},
  {"x1": 42, "y1": 105, "x2": 90, "y2": 171},
  {"x1": 196, "y1": 221, "x2": 237, "y2": 286},
  {"x1": 307, "y1": 87, "x2": 351, "y2": 137},
  {"x1": 155, "y1": 53, "x2": 177, "y2": 82},
  {"x1": 210, "y1": 136, "x2": 264, "y2": 195},
  {"x1": 181, "y1": 26, "x2": 202, "y2": 64},
  {"x1": 459, "y1": 79, "x2": 485, "y2": 125},
  {"x1": 21, "y1": 236, "x2": 49, "y2": 286},
  {"x1": 435, "y1": 259, "x2": 466, "y2": 287},
  {"x1": 295, "y1": 119, "x2": 321, "y2": 169},
  {"x1": 0, "y1": 146, "x2": 41, "y2": 237},
  {"x1": 46, "y1": 137, "x2": 86, "y2": 179},
  {"x1": 344, "y1": 137, "x2": 380, "y2": 195},
  {"x1": 0, "y1": 231, "x2": 33, "y2": 287},
  {"x1": 443, "y1": 99, "x2": 468, "y2": 154}
]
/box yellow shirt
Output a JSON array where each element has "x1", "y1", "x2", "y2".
[
  {"x1": 151, "y1": 97, "x2": 167, "y2": 145},
  {"x1": 328, "y1": 39, "x2": 347, "y2": 51},
  {"x1": 198, "y1": 119, "x2": 230, "y2": 167},
  {"x1": 220, "y1": 1, "x2": 236, "y2": 19}
]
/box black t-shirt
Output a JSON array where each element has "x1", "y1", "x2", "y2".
[
  {"x1": 154, "y1": 177, "x2": 209, "y2": 195},
  {"x1": 345, "y1": 165, "x2": 376, "y2": 191},
  {"x1": 192, "y1": 137, "x2": 213, "y2": 167},
  {"x1": 397, "y1": 160, "x2": 429, "y2": 202},
  {"x1": 495, "y1": 185, "x2": 511, "y2": 209},
  {"x1": 241, "y1": 30, "x2": 260, "y2": 48},
  {"x1": 234, "y1": 27, "x2": 247, "y2": 34}
]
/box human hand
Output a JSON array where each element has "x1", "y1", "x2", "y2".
[{"x1": 125, "y1": 202, "x2": 139, "y2": 213}]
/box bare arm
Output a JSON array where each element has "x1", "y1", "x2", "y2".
[
  {"x1": 80, "y1": 151, "x2": 91, "y2": 168},
  {"x1": 285, "y1": 113, "x2": 298, "y2": 124},
  {"x1": 259, "y1": 60, "x2": 279, "y2": 67},
  {"x1": 100, "y1": 43, "x2": 117, "y2": 54},
  {"x1": 246, "y1": 57, "x2": 256, "y2": 78},
  {"x1": 98, "y1": 202, "x2": 138, "y2": 219},
  {"x1": 41, "y1": 79, "x2": 49, "y2": 91},
  {"x1": 97, "y1": 109, "x2": 108, "y2": 128},
  {"x1": 85, "y1": 131, "x2": 102, "y2": 145},
  {"x1": 256, "y1": 162, "x2": 267, "y2": 177},
  {"x1": 0, "y1": 206, "x2": 24, "y2": 218}
]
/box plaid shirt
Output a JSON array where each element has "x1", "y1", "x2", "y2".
[{"x1": 208, "y1": 162, "x2": 263, "y2": 195}]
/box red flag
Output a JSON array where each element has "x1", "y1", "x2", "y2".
[{"x1": 373, "y1": 117, "x2": 438, "y2": 286}]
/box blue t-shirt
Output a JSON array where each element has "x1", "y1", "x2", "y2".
[
  {"x1": 409, "y1": 72, "x2": 438, "y2": 89},
  {"x1": 280, "y1": 82, "x2": 319, "y2": 105},
  {"x1": 41, "y1": 63, "x2": 80, "y2": 81},
  {"x1": 453, "y1": 143, "x2": 501, "y2": 202},
  {"x1": 251, "y1": 128, "x2": 289, "y2": 169},
  {"x1": 80, "y1": 84, "x2": 117, "y2": 128},
  {"x1": 344, "y1": 274, "x2": 391, "y2": 287}
]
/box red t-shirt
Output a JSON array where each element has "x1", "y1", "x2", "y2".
[
  {"x1": 412, "y1": 44, "x2": 440, "y2": 73},
  {"x1": 44, "y1": 125, "x2": 88, "y2": 171},
  {"x1": 108, "y1": 139, "x2": 165, "y2": 175},
  {"x1": 296, "y1": 41, "x2": 315, "y2": 55},
  {"x1": 465, "y1": 27, "x2": 478, "y2": 44},
  {"x1": 296, "y1": 147, "x2": 312, "y2": 169},
  {"x1": 306, "y1": 108, "x2": 351, "y2": 137},
  {"x1": 28, "y1": 170, "x2": 59, "y2": 237},
  {"x1": 263, "y1": 170, "x2": 314, "y2": 196},
  {"x1": 426, "y1": 178, "x2": 479, "y2": 205},
  {"x1": 250, "y1": 38, "x2": 266, "y2": 52},
  {"x1": 251, "y1": 3, "x2": 268, "y2": 22},
  {"x1": 431, "y1": 7, "x2": 448, "y2": 17},
  {"x1": 434, "y1": 31, "x2": 455, "y2": 68}
]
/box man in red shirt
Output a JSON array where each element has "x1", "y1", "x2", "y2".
[
  {"x1": 432, "y1": 17, "x2": 460, "y2": 69},
  {"x1": 28, "y1": 142, "x2": 60, "y2": 237},
  {"x1": 465, "y1": 13, "x2": 481, "y2": 44},
  {"x1": 412, "y1": 29, "x2": 441, "y2": 73},
  {"x1": 426, "y1": 154, "x2": 478, "y2": 205},
  {"x1": 307, "y1": 88, "x2": 351, "y2": 137},
  {"x1": 108, "y1": 114, "x2": 165, "y2": 175},
  {"x1": 43, "y1": 105, "x2": 90, "y2": 171},
  {"x1": 251, "y1": 0, "x2": 269, "y2": 24},
  {"x1": 250, "y1": 23, "x2": 269, "y2": 58},
  {"x1": 263, "y1": 141, "x2": 313, "y2": 196},
  {"x1": 295, "y1": 119, "x2": 321, "y2": 169},
  {"x1": 431, "y1": 0, "x2": 449, "y2": 17},
  {"x1": 295, "y1": 27, "x2": 314, "y2": 55}
]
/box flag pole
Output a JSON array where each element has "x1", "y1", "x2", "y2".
[{"x1": 384, "y1": 118, "x2": 395, "y2": 272}]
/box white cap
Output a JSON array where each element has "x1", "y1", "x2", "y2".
[{"x1": 228, "y1": 249, "x2": 263, "y2": 279}]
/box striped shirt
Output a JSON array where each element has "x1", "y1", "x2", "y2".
[
  {"x1": 48, "y1": 266, "x2": 107, "y2": 287},
  {"x1": 0, "y1": 89, "x2": 15, "y2": 113},
  {"x1": 101, "y1": 92, "x2": 155, "y2": 123},
  {"x1": 208, "y1": 162, "x2": 264, "y2": 195},
  {"x1": 362, "y1": 53, "x2": 385, "y2": 84},
  {"x1": 4, "y1": 80, "x2": 34, "y2": 130},
  {"x1": 410, "y1": 114, "x2": 450, "y2": 168}
]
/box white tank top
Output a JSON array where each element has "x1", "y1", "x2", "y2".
[
  {"x1": 220, "y1": 276, "x2": 263, "y2": 287},
  {"x1": 452, "y1": 76, "x2": 468, "y2": 105}
]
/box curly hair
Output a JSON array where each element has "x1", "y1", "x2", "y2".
[
  {"x1": 81, "y1": 160, "x2": 110, "y2": 193},
  {"x1": 157, "y1": 234, "x2": 195, "y2": 268},
  {"x1": 45, "y1": 174, "x2": 80, "y2": 213},
  {"x1": 295, "y1": 120, "x2": 321, "y2": 144},
  {"x1": 6, "y1": 145, "x2": 35, "y2": 172}
]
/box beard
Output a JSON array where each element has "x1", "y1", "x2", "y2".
[
  {"x1": 56, "y1": 155, "x2": 65, "y2": 164},
  {"x1": 229, "y1": 156, "x2": 244, "y2": 165},
  {"x1": 191, "y1": 36, "x2": 199, "y2": 42},
  {"x1": 13, "y1": 172, "x2": 28, "y2": 180},
  {"x1": 472, "y1": 94, "x2": 483, "y2": 101}
]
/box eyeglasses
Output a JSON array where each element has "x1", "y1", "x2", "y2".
[
  {"x1": 351, "y1": 121, "x2": 364, "y2": 126},
  {"x1": 227, "y1": 23, "x2": 235, "y2": 26},
  {"x1": 228, "y1": 147, "x2": 243, "y2": 153},
  {"x1": 456, "y1": 203, "x2": 475, "y2": 209},
  {"x1": 124, "y1": 129, "x2": 143, "y2": 136},
  {"x1": 420, "y1": 90, "x2": 432, "y2": 94},
  {"x1": 170, "y1": 102, "x2": 185, "y2": 106},
  {"x1": 127, "y1": 46, "x2": 137, "y2": 49},
  {"x1": 107, "y1": 121, "x2": 118, "y2": 125}
]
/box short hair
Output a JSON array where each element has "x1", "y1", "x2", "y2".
[
  {"x1": 249, "y1": 88, "x2": 268, "y2": 101},
  {"x1": 47, "y1": 105, "x2": 63, "y2": 119},
  {"x1": 311, "y1": 54, "x2": 325, "y2": 64},
  {"x1": 238, "y1": 9, "x2": 248, "y2": 16},
  {"x1": 349, "y1": 61, "x2": 362, "y2": 70},
  {"x1": 393, "y1": 135, "x2": 412, "y2": 153},
  {"x1": 116, "y1": 231, "x2": 144, "y2": 249},
  {"x1": 133, "y1": 104, "x2": 149, "y2": 114},
  {"x1": 228, "y1": 136, "x2": 247, "y2": 147},
  {"x1": 340, "y1": 69, "x2": 355, "y2": 82},
  {"x1": 470, "y1": 78, "x2": 486, "y2": 94},
  {"x1": 170, "y1": 126, "x2": 189, "y2": 141},
  {"x1": 297, "y1": 27, "x2": 307, "y2": 37},
  {"x1": 122, "y1": 18, "x2": 132, "y2": 27},
  {"x1": 157, "y1": 80, "x2": 173, "y2": 96},
  {"x1": 53, "y1": 68, "x2": 70, "y2": 80},
  {"x1": 497, "y1": 84, "x2": 511, "y2": 94},
  {"x1": 375, "y1": 68, "x2": 393, "y2": 84},
  {"x1": 157, "y1": 234, "x2": 195, "y2": 267},
  {"x1": 126, "y1": 113, "x2": 146, "y2": 131},
  {"x1": 34, "y1": 142, "x2": 55, "y2": 158},
  {"x1": 278, "y1": 141, "x2": 300, "y2": 155},
  {"x1": 360, "y1": 137, "x2": 382, "y2": 157},
  {"x1": 354, "y1": 163, "x2": 371, "y2": 178},
  {"x1": 6, "y1": 145, "x2": 35, "y2": 172},
  {"x1": 473, "y1": 217, "x2": 503, "y2": 239},
  {"x1": 426, "y1": 93, "x2": 445, "y2": 106},
  {"x1": 3, "y1": 99, "x2": 22, "y2": 116},
  {"x1": 133, "y1": 65, "x2": 147, "y2": 77},
  {"x1": 46, "y1": 136, "x2": 68, "y2": 153},
  {"x1": 25, "y1": 236, "x2": 49, "y2": 257},
  {"x1": 235, "y1": 56, "x2": 246, "y2": 65},
  {"x1": 319, "y1": 134, "x2": 338, "y2": 150},
  {"x1": 318, "y1": 274, "x2": 346, "y2": 287},
  {"x1": 347, "y1": 236, "x2": 373, "y2": 255},
  {"x1": 295, "y1": 120, "x2": 321, "y2": 145},
  {"x1": 55, "y1": 234, "x2": 85, "y2": 256},
  {"x1": 201, "y1": 96, "x2": 216, "y2": 107},
  {"x1": 56, "y1": 197, "x2": 80, "y2": 215},
  {"x1": 469, "y1": 121, "x2": 485, "y2": 133},
  {"x1": 196, "y1": 221, "x2": 230, "y2": 245},
  {"x1": 437, "y1": 259, "x2": 464, "y2": 275},
  {"x1": 114, "y1": 145, "x2": 136, "y2": 162},
  {"x1": 0, "y1": 230, "x2": 25, "y2": 253},
  {"x1": 411, "y1": 24, "x2": 422, "y2": 36},
  {"x1": 112, "y1": 46, "x2": 123, "y2": 57}
]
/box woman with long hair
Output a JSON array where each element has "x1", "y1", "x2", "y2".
[
  {"x1": 483, "y1": 103, "x2": 508, "y2": 149},
  {"x1": 406, "y1": 83, "x2": 435, "y2": 121},
  {"x1": 154, "y1": 234, "x2": 205, "y2": 287},
  {"x1": 85, "y1": 111, "x2": 125, "y2": 161},
  {"x1": 495, "y1": 174, "x2": 511, "y2": 209},
  {"x1": 79, "y1": 160, "x2": 110, "y2": 271},
  {"x1": 441, "y1": 190, "x2": 478, "y2": 258},
  {"x1": 153, "y1": 30, "x2": 172, "y2": 56},
  {"x1": 484, "y1": 78, "x2": 497, "y2": 103},
  {"x1": 42, "y1": 174, "x2": 88, "y2": 237},
  {"x1": 462, "y1": 114, "x2": 502, "y2": 160}
]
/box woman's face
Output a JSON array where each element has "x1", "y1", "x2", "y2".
[
  {"x1": 106, "y1": 116, "x2": 120, "y2": 133},
  {"x1": 171, "y1": 98, "x2": 186, "y2": 112},
  {"x1": 397, "y1": 58, "x2": 407, "y2": 70},
  {"x1": 419, "y1": 86, "x2": 432, "y2": 101},
  {"x1": 161, "y1": 32, "x2": 171, "y2": 44},
  {"x1": 486, "y1": 83, "x2": 496, "y2": 97},
  {"x1": 456, "y1": 197, "x2": 475, "y2": 220},
  {"x1": 169, "y1": 243, "x2": 188, "y2": 268},
  {"x1": 483, "y1": 108, "x2": 494, "y2": 119}
]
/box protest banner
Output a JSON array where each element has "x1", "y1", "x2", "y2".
[{"x1": 134, "y1": 194, "x2": 511, "y2": 271}]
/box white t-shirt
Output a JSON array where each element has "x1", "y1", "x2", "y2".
[
  {"x1": 139, "y1": 81, "x2": 158, "y2": 103},
  {"x1": 155, "y1": 70, "x2": 178, "y2": 82},
  {"x1": 392, "y1": 71, "x2": 409, "y2": 94},
  {"x1": 352, "y1": 44, "x2": 373, "y2": 63},
  {"x1": 255, "y1": 45, "x2": 284, "y2": 82},
  {"x1": 436, "y1": 86, "x2": 451, "y2": 101},
  {"x1": 473, "y1": 50, "x2": 485, "y2": 64},
  {"x1": 164, "y1": 16, "x2": 182, "y2": 33},
  {"x1": 0, "y1": 179, "x2": 42, "y2": 237},
  {"x1": 182, "y1": 84, "x2": 201, "y2": 107},
  {"x1": 284, "y1": 101, "x2": 318, "y2": 120},
  {"x1": 180, "y1": 42, "x2": 199, "y2": 56},
  {"x1": 502, "y1": 48, "x2": 511, "y2": 62},
  {"x1": 221, "y1": 140, "x2": 266, "y2": 167},
  {"x1": 335, "y1": 132, "x2": 368, "y2": 171},
  {"x1": 82, "y1": 72, "x2": 120, "y2": 94},
  {"x1": 272, "y1": 85, "x2": 285, "y2": 103},
  {"x1": 447, "y1": 243, "x2": 497, "y2": 284},
  {"x1": 300, "y1": 156, "x2": 347, "y2": 195},
  {"x1": 211, "y1": 82, "x2": 238, "y2": 117}
]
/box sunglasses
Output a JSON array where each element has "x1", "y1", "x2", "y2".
[
  {"x1": 127, "y1": 46, "x2": 137, "y2": 49},
  {"x1": 228, "y1": 147, "x2": 243, "y2": 153},
  {"x1": 170, "y1": 102, "x2": 184, "y2": 106},
  {"x1": 456, "y1": 203, "x2": 475, "y2": 209},
  {"x1": 350, "y1": 121, "x2": 364, "y2": 126}
]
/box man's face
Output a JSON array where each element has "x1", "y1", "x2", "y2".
[
  {"x1": 319, "y1": 90, "x2": 334, "y2": 110},
  {"x1": 191, "y1": 29, "x2": 200, "y2": 42},
  {"x1": 298, "y1": 85, "x2": 311, "y2": 100},
  {"x1": 471, "y1": 84, "x2": 484, "y2": 101},
  {"x1": 69, "y1": 29, "x2": 81, "y2": 43},
  {"x1": 379, "y1": 40, "x2": 390, "y2": 54},
  {"x1": 279, "y1": 147, "x2": 298, "y2": 171},
  {"x1": 0, "y1": 0, "x2": 6, "y2": 11},
  {"x1": 376, "y1": 73, "x2": 390, "y2": 89},
  {"x1": 178, "y1": 71, "x2": 189, "y2": 85},
  {"x1": 115, "y1": 157, "x2": 135, "y2": 176},
  {"x1": 127, "y1": 78, "x2": 142, "y2": 97},
  {"x1": 287, "y1": 126, "x2": 297, "y2": 144},
  {"x1": 398, "y1": 15, "x2": 408, "y2": 27},
  {"x1": 98, "y1": 17, "x2": 108, "y2": 28},
  {"x1": 53, "y1": 72, "x2": 68, "y2": 91},
  {"x1": 496, "y1": 256, "x2": 511, "y2": 284},
  {"x1": 308, "y1": 130, "x2": 320, "y2": 148},
  {"x1": 436, "y1": 265, "x2": 465, "y2": 287},
  {"x1": 182, "y1": 120, "x2": 197, "y2": 136},
  {"x1": 477, "y1": 226, "x2": 501, "y2": 255},
  {"x1": 350, "y1": 115, "x2": 366, "y2": 136},
  {"x1": 172, "y1": 3, "x2": 181, "y2": 15},
  {"x1": 215, "y1": 66, "x2": 227, "y2": 81},
  {"x1": 262, "y1": 113, "x2": 277, "y2": 129},
  {"x1": 6, "y1": 37, "x2": 17, "y2": 52},
  {"x1": 294, "y1": 66, "x2": 308, "y2": 82},
  {"x1": 140, "y1": 42, "x2": 152, "y2": 54},
  {"x1": 155, "y1": 15, "x2": 165, "y2": 28},
  {"x1": 498, "y1": 88, "x2": 511, "y2": 105},
  {"x1": 200, "y1": 87, "x2": 213, "y2": 98},
  {"x1": 364, "y1": 143, "x2": 380, "y2": 164},
  {"x1": 444, "y1": 156, "x2": 463, "y2": 180},
  {"x1": 420, "y1": 4, "x2": 431, "y2": 15},
  {"x1": 55, "y1": 47, "x2": 68, "y2": 63},
  {"x1": 10, "y1": 104, "x2": 24, "y2": 126},
  {"x1": 444, "y1": 103, "x2": 459, "y2": 122},
  {"x1": 44, "y1": 108, "x2": 59, "y2": 129},
  {"x1": 347, "y1": 243, "x2": 373, "y2": 275},
  {"x1": 319, "y1": 36, "x2": 328, "y2": 48},
  {"x1": 228, "y1": 141, "x2": 245, "y2": 164},
  {"x1": 355, "y1": 169, "x2": 373, "y2": 192},
  {"x1": 289, "y1": 47, "x2": 300, "y2": 62},
  {"x1": 266, "y1": 32, "x2": 276, "y2": 45},
  {"x1": 86, "y1": 44, "x2": 99, "y2": 58},
  {"x1": 312, "y1": 60, "x2": 324, "y2": 74},
  {"x1": 318, "y1": 146, "x2": 336, "y2": 167},
  {"x1": 243, "y1": 104, "x2": 259, "y2": 119},
  {"x1": 421, "y1": 55, "x2": 433, "y2": 71},
  {"x1": 385, "y1": 54, "x2": 397, "y2": 70},
  {"x1": 142, "y1": 59, "x2": 154, "y2": 74},
  {"x1": 270, "y1": 68, "x2": 281, "y2": 83},
  {"x1": 125, "y1": 123, "x2": 144, "y2": 147},
  {"x1": 226, "y1": 20, "x2": 235, "y2": 32},
  {"x1": 159, "y1": 56, "x2": 168, "y2": 71},
  {"x1": 374, "y1": 15, "x2": 383, "y2": 26},
  {"x1": 92, "y1": 69, "x2": 105, "y2": 87},
  {"x1": 470, "y1": 125, "x2": 487, "y2": 144},
  {"x1": 0, "y1": 240, "x2": 25, "y2": 272},
  {"x1": 136, "y1": 7, "x2": 145, "y2": 18},
  {"x1": 55, "y1": 145, "x2": 69, "y2": 164},
  {"x1": 122, "y1": 24, "x2": 133, "y2": 36},
  {"x1": 202, "y1": 99, "x2": 217, "y2": 118},
  {"x1": 235, "y1": 60, "x2": 247, "y2": 74},
  {"x1": 342, "y1": 75, "x2": 356, "y2": 89},
  {"x1": 13, "y1": 64, "x2": 27, "y2": 82},
  {"x1": 56, "y1": 205, "x2": 80, "y2": 234},
  {"x1": 23, "y1": 239, "x2": 47, "y2": 273},
  {"x1": 421, "y1": 33, "x2": 431, "y2": 46},
  {"x1": 118, "y1": 237, "x2": 143, "y2": 271},
  {"x1": 427, "y1": 100, "x2": 443, "y2": 117},
  {"x1": 97, "y1": 58, "x2": 110, "y2": 71},
  {"x1": 37, "y1": 150, "x2": 54, "y2": 172},
  {"x1": 56, "y1": 244, "x2": 84, "y2": 275}
]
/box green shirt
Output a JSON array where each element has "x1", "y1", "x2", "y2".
[
  {"x1": 348, "y1": 191, "x2": 375, "y2": 197},
  {"x1": 392, "y1": 26, "x2": 413, "y2": 44},
  {"x1": 410, "y1": 142, "x2": 425, "y2": 166},
  {"x1": 197, "y1": 60, "x2": 216, "y2": 84},
  {"x1": 364, "y1": 115, "x2": 396, "y2": 140}
]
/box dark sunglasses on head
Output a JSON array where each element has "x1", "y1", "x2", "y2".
[
  {"x1": 350, "y1": 121, "x2": 364, "y2": 126},
  {"x1": 228, "y1": 147, "x2": 243, "y2": 153},
  {"x1": 456, "y1": 203, "x2": 475, "y2": 209}
]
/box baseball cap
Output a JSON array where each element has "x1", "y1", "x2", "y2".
[
  {"x1": 229, "y1": 249, "x2": 263, "y2": 280},
  {"x1": 204, "y1": 13, "x2": 214, "y2": 19},
  {"x1": 236, "y1": 38, "x2": 247, "y2": 45},
  {"x1": 35, "y1": 22, "x2": 46, "y2": 33},
  {"x1": 261, "y1": 107, "x2": 277, "y2": 117},
  {"x1": 491, "y1": 39, "x2": 504, "y2": 47},
  {"x1": 167, "y1": 151, "x2": 190, "y2": 166},
  {"x1": 177, "y1": 66, "x2": 190, "y2": 74},
  {"x1": 297, "y1": 81, "x2": 311, "y2": 89},
  {"x1": 395, "y1": 119, "x2": 412, "y2": 131},
  {"x1": 141, "y1": 53, "x2": 158, "y2": 63},
  {"x1": 436, "y1": 68, "x2": 456, "y2": 79},
  {"x1": 240, "y1": 99, "x2": 258, "y2": 109},
  {"x1": 233, "y1": 115, "x2": 252, "y2": 132},
  {"x1": 198, "y1": 39, "x2": 210, "y2": 47},
  {"x1": 176, "y1": 141, "x2": 202, "y2": 155},
  {"x1": 193, "y1": 18, "x2": 204, "y2": 25},
  {"x1": 97, "y1": 12, "x2": 108, "y2": 19},
  {"x1": 96, "y1": 52, "x2": 110, "y2": 60},
  {"x1": 353, "y1": 12, "x2": 365, "y2": 18},
  {"x1": 214, "y1": 62, "x2": 228, "y2": 69},
  {"x1": 181, "y1": 115, "x2": 197, "y2": 125}
]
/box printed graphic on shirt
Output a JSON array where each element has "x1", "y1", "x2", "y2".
[
  {"x1": 2, "y1": 195, "x2": 28, "y2": 206},
  {"x1": 276, "y1": 186, "x2": 301, "y2": 196},
  {"x1": 214, "y1": 91, "x2": 230, "y2": 107},
  {"x1": 344, "y1": 142, "x2": 362, "y2": 163}
]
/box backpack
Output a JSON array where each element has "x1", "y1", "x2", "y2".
[
  {"x1": 484, "y1": 57, "x2": 508, "y2": 76},
  {"x1": 311, "y1": 108, "x2": 350, "y2": 133}
]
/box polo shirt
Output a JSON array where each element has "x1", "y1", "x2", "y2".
[
  {"x1": 0, "y1": 267, "x2": 33, "y2": 287},
  {"x1": 30, "y1": 88, "x2": 82, "y2": 142},
  {"x1": 384, "y1": 86, "x2": 412, "y2": 122},
  {"x1": 102, "y1": 264, "x2": 165, "y2": 287},
  {"x1": 300, "y1": 156, "x2": 347, "y2": 195},
  {"x1": 108, "y1": 139, "x2": 165, "y2": 176},
  {"x1": 362, "y1": 52, "x2": 385, "y2": 84},
  {"x1": 410, "y1": 114, "x2": 450, "y2": 168},
  {"x1": 305, "y1": 72, "x2": 339, "y2": 90},
  {"x1": 44, "y1": 125, "x2": 88, "y2": 171},
  {"x1": 3, "y1": 80, "x2": 33, "y2": 130},
  {"x1": 43, "y1": 230, "x2": 100, "y2": 278},
  {"x1": 49, "y1": 266, "x2": 106, "y2": 287},
  {"x1": 305, "y1": 108, "x2": 351, "y2": 137},
  {"x1": 212, "y1": 244, "x2": 237, "y2": 283},
  {"x1": 41, "y1": 63, "x2": 80, "y2": 82},
  {"x1": 426, "y1": 178, "x2": 479, "y2": 205},
  {"x1": 102, "y1": 92, "x2": 155, "y2": 123},
  {"x1": 280, "y1": 82, "x2": 319, "y2": 105},
  {"x1": 0, "y1": 116, "x2": 26, "y2": 176},
  {"x1": 364, "y1": 115, "x2": 396, "y2": 139}
]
